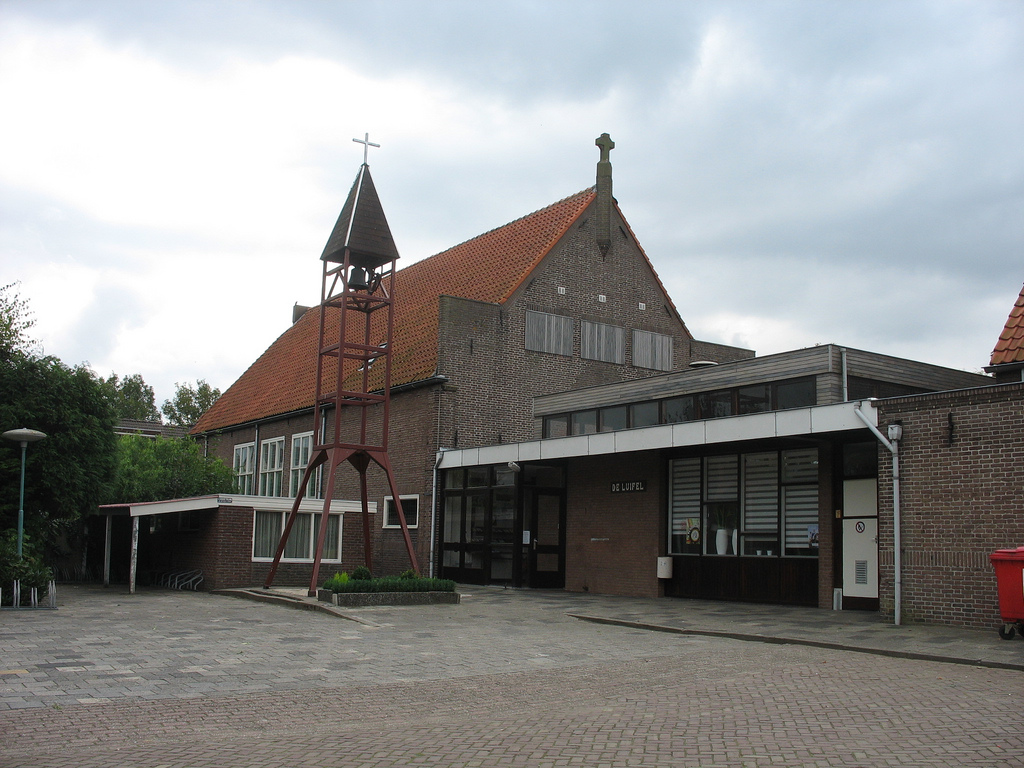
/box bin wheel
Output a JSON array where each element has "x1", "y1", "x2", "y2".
[{"x1": 998, "y1": 623, "x2": 1017, "y2": 640}]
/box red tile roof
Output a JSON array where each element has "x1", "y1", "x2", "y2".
[
  {"x1": 990, "y1": 282, "x2": 1024, "y2": 366},
  {"x1": 194, "y1": 189, "x2": 598, "y2": 433}
]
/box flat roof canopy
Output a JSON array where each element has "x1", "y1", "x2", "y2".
[
  {"x1": 438, "y1": 399, "x2": 878, "y2": 470},
  {"x1": 98, "y1": 494, "x2": 369, "y2": 518}
]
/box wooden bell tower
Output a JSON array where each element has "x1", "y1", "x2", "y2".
[{"x1": 264, "y1": 139, "x2": 418, "y2": 595}]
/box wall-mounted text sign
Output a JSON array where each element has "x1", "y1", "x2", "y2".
[{"x1": 610, "y1": 480, "x2": 646, "y2": 493}]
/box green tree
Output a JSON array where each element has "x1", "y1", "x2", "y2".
[
  {"x1": 110, "y1": 435, "x2": 234, "y2": 502},
  {"x1": 99, "y1": 372, "x2": 161, "y2": 422},
  {"x1": 0, "y1": 354, "x2": 118, "y2": 544},
  {"x1": 0, "y1": 282, "x2": 39, "y2": 360},
  {"x1": 162, "y1": 379, "x2": 221, "y2": 428}
]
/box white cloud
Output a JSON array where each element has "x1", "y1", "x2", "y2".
[{"x1": 0, "y1": 1, "x2": 1020, "y2": 405}]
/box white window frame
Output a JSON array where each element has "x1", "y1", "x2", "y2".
[
  {"x1": 383, "y1": 494, "x2": 419, "y2": 529},
  {"x1": 251, "y1": 510, "x2": 342, "y2": 563},
  {"x1": 289, "y1": 432, "x2": 321, "y2": 498},
  {"x1": 233, "y1": 442, "x2": 256, "y2": 495},
  {"x1": 525, "y1": 310, "x2": 573, "y2": 356},
  {"x1": 632, "y1": 329, "x2": 674, "y2": 371},
  {"x1": 259, "y1": 437, "x2": 285, "y2": 497}
]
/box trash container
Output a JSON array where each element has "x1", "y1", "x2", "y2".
[{"x1": 990, "y1": 546, "x2": 1024, "y2": 640}]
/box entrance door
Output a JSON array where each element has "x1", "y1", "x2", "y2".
[
  {"x1": 842, "y1": 478, "x2": 878, "y2": 608},
  {"x1": 524, "y1": 490, "x2": 565, "y2": 588}
]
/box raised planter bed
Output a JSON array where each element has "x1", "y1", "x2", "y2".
[{"x1": 316, "y1": 588, "x2": 461, "y2": 607}]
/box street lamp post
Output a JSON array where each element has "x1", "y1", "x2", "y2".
[{"x1": 2, "y1": 428, "x2": 47, "y2": 559}]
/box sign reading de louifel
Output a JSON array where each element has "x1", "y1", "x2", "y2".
[{"x1": 610, "y1": 480, "x2": 646, "y2": 493}]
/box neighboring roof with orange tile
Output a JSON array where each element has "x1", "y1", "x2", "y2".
[
  {"x1": 990, "y1": 282, "x2": 1024, "y2": 367},
  {"x1": 194, "y1": 189, "x2": 600, "y2": 433}
]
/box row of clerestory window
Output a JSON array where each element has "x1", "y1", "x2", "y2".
[
  {"x1": 542, "y1": 377, "x2": 818, "y2": 438},
  {"x1": 525, "y1": 310, "x2": 673, "y2": 371}
]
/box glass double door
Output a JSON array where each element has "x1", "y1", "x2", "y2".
[{"x1": 442, "y1": 486, "x2": 564, "y2": 588}]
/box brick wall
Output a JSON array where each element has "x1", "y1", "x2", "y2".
[
  {"x1": 203, "y1": 385, "x2": 440, "y2": 581},
  {"x1": 876, "y1": 382, "x2": 1024, "y2": 628},
  {"x1": 437, "y1": 202, "x2": 695, "y2": 452},
  {"x1": 564, "y1": 453, "x2": 663, "y2": 598}
]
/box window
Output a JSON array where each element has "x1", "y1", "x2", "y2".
[
  {"x1": 843, "y1": 442, "x2": 877, "y2": 478},
  {"x1": 742, "y1": 452, "x2": 779, "y2": 556},
  {"x1": 698, "y1": 390, "x2": 733, "y2": 419},
  {"x1": 668, "y1": 458, "x2": 701, "y2": 555},
  {"x1": 781, "y1": 448, "x2": 819, "y2": 556},
  {"x1": 775, "y1": 378, "x2": 816, "y2": 409},
  {"x1": 632, "y1": 329, "x2": 673, "y2": 371},
  {"x1": 704, "y1": 455, "x2": 739, "y2": 555},
  {"x1": 290, "y1": 432, "x2": 320, "y2": 498},
  {"x1": 571, "y1": 410, "x2": 597, "y2": 435},
  {"x1": 233, "y1": 443, "x2": 255, "y2": 494},
  {"x1": 847, "y1": 377, "x2": 927, "y2": 400},
  {"x1": 599, "y1": 406, "x2": 627, "y2": 432},
  {"x1": 630, "y1": 401, "x2": 660, "y2": 428},
  {"x1": 668, "y1": 448, "x2": 819, "y2": 559},
  {"x1": 664, "y1": 396, "x2": 695, "y2": 423},
  {"x1": 384, "y1": 495, "x2": 419, "y2": 529},
  {"x1": 466, "y1": 466, "x2": 491, "y2": 488},
  {"x1": 581, "y1": 320, "x2": 625, "y2": 364},
  {"x1": 543, "y1": 415, "x2": 569, "y2": 438},
  {"x1": 252, "y1": 511, "x2": 341, "y2": 561},
  {"x1": 737, "y1": 385, "x2": 770, "y2": 415},
  {"x1": 259, "y1": 438, "x2": 285, "y2": 497},
  {"x1": 525, "y1": 310, "x2": 573, "y2": 356}
]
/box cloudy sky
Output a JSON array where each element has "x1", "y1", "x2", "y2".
[{"x1": 1, "y1": 0, "x2": 1021, "y2": 408}]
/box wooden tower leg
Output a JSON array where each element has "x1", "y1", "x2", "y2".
[{"x1": 372, "y1": 451, "x2": 419, "y2": 575}]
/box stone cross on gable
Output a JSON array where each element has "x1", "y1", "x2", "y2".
[
  {"x1": 596, "y1": 133, "x2": 615, "y2": 163},
  {"x1": 353, "y1": 133, "x2": 380, "y2": 165}
]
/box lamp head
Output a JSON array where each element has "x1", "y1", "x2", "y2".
[{"x1": 2, "y1": 428, "x2": 47, "y2": 447}]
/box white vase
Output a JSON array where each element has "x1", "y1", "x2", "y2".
[
  {"x1": 732, "y1": 529, "x2": 738, "y2": 555},
  {"x1": 716, "y1": 528, "x2": 729, "y2": 555}
]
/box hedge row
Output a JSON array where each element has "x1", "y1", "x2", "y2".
[{"x1": 323, "y1": 574, "x2": 456, "y2": 594}]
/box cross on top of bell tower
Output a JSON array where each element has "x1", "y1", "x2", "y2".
[{"x1": 352, "y1": 132, "x2": 380, "y2": 165}]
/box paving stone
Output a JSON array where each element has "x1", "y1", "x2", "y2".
[{"x1": 0, "y1": 584, "x2": 1021, "y2": 767}]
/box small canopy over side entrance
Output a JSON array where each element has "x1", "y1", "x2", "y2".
[{"x1": 96, "y1": 494, "x2": 364, "y2": 593}]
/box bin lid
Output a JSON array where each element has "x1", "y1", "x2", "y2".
[{"x1": 990, "y1": 546, "x2": 1024, "y2": 561}]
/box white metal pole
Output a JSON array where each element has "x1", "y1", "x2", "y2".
[{"x1": 129, "y1": 517, "x2": 139, "y2": 595}]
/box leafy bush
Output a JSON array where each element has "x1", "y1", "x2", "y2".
[
  {"x1": 351, "y1": 565, "x2": 372, "y2": 581},
  {"x1": 323, "y1": 572, "x2": 455, "y2": 594},
  {"x1": 322, "y1": 572, "x2": 350, "y2": 591},
  {"x1": 0, "y1": 530, "x2": 52, "y2": 605},
  {"x1": 398, "y1": 569, "x2": 419, "y2": 580}
]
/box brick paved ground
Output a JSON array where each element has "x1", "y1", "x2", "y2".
[{"x1": 1, "y1": 585, "x2": 1022, "y2": 767}]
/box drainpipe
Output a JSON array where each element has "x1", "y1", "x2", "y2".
[
  {"x1": 853, "y1": 401, "x2": 903, "y2": 625},
  {"x1": 430, "y1": 448, "x2": 449, "y2": 579}
]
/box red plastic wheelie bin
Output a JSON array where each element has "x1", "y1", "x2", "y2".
[{"x1": 990, "y1": 546, "x2": 1024, "y2": 640}]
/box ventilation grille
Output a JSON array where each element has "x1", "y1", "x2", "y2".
[{"x1": 855, "y1": 560, "x2": 869, "y2": 585}]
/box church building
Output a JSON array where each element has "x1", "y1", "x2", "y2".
[
  {"x1": 97, "y1": 136, "x2": 1021, "y2": 631},
  {"x1": 189, "y1": 135, "x2": 749, "y2": 588}
]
